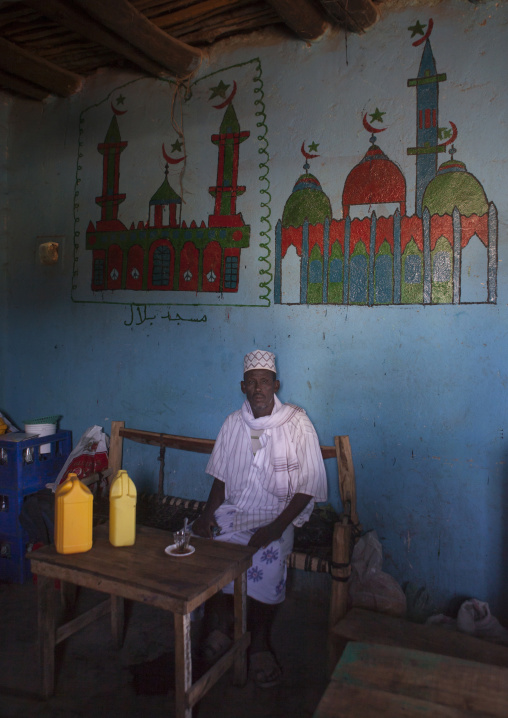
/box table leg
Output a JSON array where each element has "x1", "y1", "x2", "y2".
[
  {"x1": 38, "y1": 574, "x2": 56, "y2": 699},
  {"x1": 233, "y1": 571, "x2": 248, "y2": 685},
  {"x1": 111, "y1": 595, "x2": 124, "y2": 648},
  {"x1": 174, "y1": 612, "x2": 192, "y2": 718}
]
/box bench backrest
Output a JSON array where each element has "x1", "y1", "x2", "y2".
[{"x1": 108, "y1": 421, "x2": 358, "y2": 525}]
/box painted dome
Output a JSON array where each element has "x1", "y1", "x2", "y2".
[
  {"x1": 282, "y1": 172, "x2": 332, "y2": 228},
  {"x1": 422, "y1": 158, "x2": 488, "y2": 216},
  {"x1": 150, "y1": 175, "x2": 181, "y2": 205},
  {"x1": 342, "y1": 144, "x2": 406, "y2": 216}
]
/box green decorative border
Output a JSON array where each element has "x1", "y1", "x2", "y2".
[{"x1": 72, "y1": 59, "x2": 271, "y2": 309}]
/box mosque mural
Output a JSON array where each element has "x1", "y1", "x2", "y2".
[
  {"x1": 73, "y1": 59, "x2": 270, "y2": 309},
  {"x1": 275, "y1": 21, "x2": 498, "y2": 306},
  {"x1": 86, "y1": 97, "x2": 249, "y2": 295}
]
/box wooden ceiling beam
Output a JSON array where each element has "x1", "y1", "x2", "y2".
[
  {"x1": 319, "y1": 0, "x2": 378, "y2": 33},
  {"x1": 0, "y1": 68, "x2": 49, "y2": 101},
  {"x1": 73, "y1": 0, "x2": 203, "y2": 79},
  {"x1": 24, "y1": 0, "x2": 171, "y2": 79},
  {"x1": 265, "y1": 0, "x2": 329, "y2": 42},
  {"x1": 148, "y1": 0, "x2": 242, "y2": 30},
  {"x1": 0, "y1": 36, "x2": 82, "y2": 96}
]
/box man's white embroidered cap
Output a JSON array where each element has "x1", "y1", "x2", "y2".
[{"x1": 244, "y1": 350, "x2": 276, "y2": 374}]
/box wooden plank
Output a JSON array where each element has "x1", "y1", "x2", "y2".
[
  {"x1": 335, "y1": 435, "x2": 359, "y2": 526},
  {"x1": 174, "y1": 612, "x2": 192, "y2": 718},
  {"x1": 319, "y1": 0, "x2": 378, "y2": 33},
  {"x1": 120, "y1": 426, "x2": 215, "y2": 454},
  {"x1": 332, "y1": 608, "x2": 508, "y2": 669},
  {"x1": 332, "y1": 642, "x2": 508, "y2": 716},
  {"x1": 0, "y1": 68, "x2": 49, "y2": 100},
  {"x1": 233, "y1": 571, "x2": 248, "y2": 685},
  {"x1": 73, "y1": 0, "x2": 202, "y2": 78},
  {"x1": 0, "y1": 36, "x2": 82, "y2": 96},
  {"x1": 111, "y1": 595, "x2": 125, "y2": 648},
  {"x1": 314, "y1": 681, "x2": 484, "y2": 718},
  {"x1": 266, "y1": 0, "x2": 329, "y2": 41},
  {"x1": 108, "y1": 421, "x2": 124, "y2": 477},
  {"x1": 81, "y1": 468, "x2": 113, "y2": 487},
  {"x1": 30, "y1": 524, "x2": 255, "y2": 615},
  {"x1": 328, "y1": 519, "x2": 352, "y2": 672},
  {"x1": 24, "y1": 0, "x2": 171, "y2": 78},
  {"x1": 187, "y1": 632, "x2": 250, "y2": 706},
  {"x1": 120, "y1": 424, "x2": 335, "y2": 458},
  {"x1": 149, "y1": 0, "x2": 241, "y2": 30},
  {"x1": 56, "y1": 598, "x2": 111, "y2": 644},
  {"x1": 176, "y1": 6, "x2": 280, "y2": 44},
  {"x1": 329, "y1": 520, "x2": 352, "y2": 627},
  {"x1": 37, "y1": 575, "x2": 56, "y2": 698}
]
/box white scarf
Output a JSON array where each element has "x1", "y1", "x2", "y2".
[{"x1": 241, "y1": 395, "x2": 302, "y2": 497}]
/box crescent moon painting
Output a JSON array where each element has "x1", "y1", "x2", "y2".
[
  {"x1": 413, "y1": 18, "x2": 434, "y2": 46},
  {"x1": 162, "y1": 143, "x2": 186, "y2": 165},
  {"x1": 111, "y1": 102, "x2": 127, "y2": 116},
  {"x1": 363, "y1": 113, "x2": 387, "y2": 134},
  {"x1": 441, "y1": 120, "x2": 458, "y2": 146},
  {"x1": 301, "y1": 141, "x2": 320, "y2": 160},
  {"x1": 213, "y1": 81, "x2": 237, "y2": 109}
]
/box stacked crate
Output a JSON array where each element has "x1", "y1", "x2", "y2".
[{"x1": 0, "y1": 431, "x2": 71, "y2": 582}]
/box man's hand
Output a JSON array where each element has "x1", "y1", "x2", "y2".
[
  {"x1": 192, "y1": 512, "x2": 219, "y2": 539},
  {"x1": 248, "y1": 522, "x2": 282, "y2": 548},
  {"x1": 248, "y1": 492, "x2": 313, "y2": 549},
  {"x1": 192, "y1": 478, "x2": 225, "y2": 539}
]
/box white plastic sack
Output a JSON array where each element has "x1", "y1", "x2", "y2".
[
  {"x1": 348, "y1": 530, "x2": 407, "y2": 617},
  {"x1": 428, "y1": 598, "x2": 508, "y2": 645},
  {"x1": 49, "y1": 425, "x2": 109, "y2": 491}
]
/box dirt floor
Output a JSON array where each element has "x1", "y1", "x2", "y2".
[{"x1": 0, "y1": 571, "x2": 331, "y2": 718}]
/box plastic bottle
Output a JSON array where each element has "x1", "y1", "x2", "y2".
[
  {"x1": 54, "y1": 473, "x2": 93, "y2": 554},
  {"x1": 109, "y1": 469, "x2": 137, "y2": 547}
]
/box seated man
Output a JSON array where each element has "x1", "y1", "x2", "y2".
[{"x1": 192, "y1": 350, "x2": 327, "y2": 687}]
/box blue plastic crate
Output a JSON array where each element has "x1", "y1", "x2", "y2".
[
  {"x1": 0, "y1": 430, "x2": 72, "y2": 494},
  {"x1": 0, "y1": 530, "x2": 31, "y2": 583},
  {"x1": 0, "y1": 489, "x2": 24, "y2": 535}
]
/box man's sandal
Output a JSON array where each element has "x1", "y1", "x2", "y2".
[
  {"x1": 249, "y1": 651, "x2": 282, "y2": 688},
  {"x1": 199, "y1": 629, "x2": 232, "y2": 664}
]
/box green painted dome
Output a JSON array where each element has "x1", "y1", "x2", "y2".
[
  {"x1": 150, "y1": 175, "x2": 181, "y2": 204},
  {"x1": 282, "y1": 172, "x2": 332, "y2": 228},
  {"x1": 422, "y1": 158, "x2": 488, "y2": 216}
]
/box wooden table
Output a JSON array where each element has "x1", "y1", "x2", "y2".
[
  {"x1": 314, "y1": 641, "x2": 508, "y2": 717},
  {"x1": 30, "y1": 524, "x2": 256, "y2": 718}
]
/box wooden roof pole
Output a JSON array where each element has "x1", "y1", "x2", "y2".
[
  {"x1": 73, "y1": 0, "x2": 203, "y2": 79},
  {"x1": 0, "y1": 69, "x2": 49, "y2": 101},
  {"x1": 266, "y1": 0, "x2": 330, "y2": 42},
  {"x1": 25, "y1": 0, "x2": 172, "y2": 79},
  {"x1": 0, "y1": 37, "x2": 82, "y2": 96},
  {"x1": 319, "y1": 0, "x2": 379, "y2": 33}
]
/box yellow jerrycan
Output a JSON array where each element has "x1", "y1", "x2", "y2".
[
  {"x1": 109, "y1": 469, "x2": 137, "y2": 546},
  {"x1": 54, "y1": 473, "x2": 93, "y2": 554}
]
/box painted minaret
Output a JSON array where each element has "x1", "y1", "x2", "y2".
[
  {"x1": 209, "y1": 103, "x2": 249, "y2": 227},
  {"x1": 407, "y1": 36, "x2": 446, "y2": 216},
  {"x1": 95, "y1": 114, "x2": 128, "y2": 229}
]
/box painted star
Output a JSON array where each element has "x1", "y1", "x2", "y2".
[
  {"x1": 171, "y1": 139, "x2": 183, "y2": 153},
  {"x1": 116, "y1": 94, "x2": 126, "y2": 105},
  {"x1": 438, "y1": 127, "x2": 452, "y2": 141},
  {"x1": 369, "y1": 107, "x2": 386, "y2": 123},
  {"x1": 209, "y1": 81, "x2": 230, "y2": 99},
  {"x1": 308, "y1": 141, "x2": 319, "y2": 152},
  {"x1": 408, "y1": 20, "x2": 426, "y2": 38}
]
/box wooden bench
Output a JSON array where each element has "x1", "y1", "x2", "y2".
[
  {"x1": 332, "y1": 606, "x2": 508, "y2": 668},
  {"x1": 105, "y1": 421, "x2": 361, "y2": 634}
]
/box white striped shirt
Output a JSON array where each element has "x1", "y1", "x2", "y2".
[{"x1": 206, "y1": 401, "x2": 327, "y2": 531}]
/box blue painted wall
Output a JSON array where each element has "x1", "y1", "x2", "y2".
[{"x1": 2, "y1": 2, "x2": 507, "y2": 619}]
